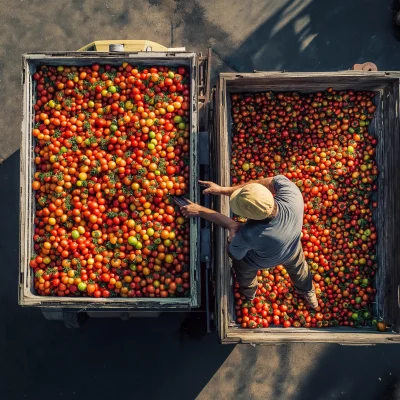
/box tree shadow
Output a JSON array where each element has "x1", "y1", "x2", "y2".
[
  {"x1": 292, "y1": 344, "x2": 400, "y2": 400},
  {"x1": 224, "y1": 0, "x2": 400, "y2": 73}
]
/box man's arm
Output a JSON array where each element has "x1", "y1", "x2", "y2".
[
  {"x1": 180, "y1": 200, "x2": 242, "y2": 239},
  {"x1": 199, "y1": 177, "x2": 275, "y2": 196}
]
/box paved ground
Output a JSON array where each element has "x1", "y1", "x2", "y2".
[{"x1": 1, "y1": 0, "x2": 400, "y2": 399}]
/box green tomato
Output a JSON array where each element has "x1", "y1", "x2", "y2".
[
  {"x1": 154, "y1": 170, "x2": 160, "y2": 176},
  {"x1": 88, "y1": 100, "x2": 95, "y2": 108},
  {"x1": 135, "y1": 242, "x2": 143, "y2": 250},
  {"x1": 78, "y1": 282, "x2": 87, "y2": 292},
  {"x1": 178, "y1": 122, "x2": 186, "y2": 130},
  {"x1": 154, "y1": 238, "x2": 161, "y2": 244},
  {"x1": 362, "y1": 278, "x2": 369, "y2": 285},
  {"x1": 148, "y1": 143, "x2": 155, "y2": 150},
  {"x1": 352, "y1": 313, "x2": 359, "y2": 320},
  {"x1": 363, "y1": 311, "x2": 371, "y2": 319},
  {"x1": 60, "y1": 147, "x2": 68, "y2": 154},
  {"x1": 147, "y1": 228, "x2": 155, "y2": 236},
  {"x1": 129, "y1": 264, "x2": 137, "y2": 271},
  {"x1": 108, "y1": 86, "x2": 117, "y2": 93},
  {"x1": 347, "y1": 145, "x2": 355, "y2": 153},
  {"x1": 355, "y1": 296, "x2": 362, "y2": 304},
  {"x1": 149, "y1": 131, "x2": 156, "y2": 139},
  {"x1": 85, "y1": 139, "x2": 91, "y2": 146},
  {"x1": 168, "y1": 71, "x2": 175, "y2": 79},
  {"x1": 173, "y1": 116, "x2": 182, "y2": 123},
  {"x1": 128, "y1": 236, "x2": 138, "y2": 246},
  {"x1": 110, "y1": 124, "x2": 118, "y2": 132},
  {"x1": 364, "y1": 229, "x2": 371, "y2": 237},
  {"x1": 71, "y1": 230, "x2": 80, "y2": 239}
]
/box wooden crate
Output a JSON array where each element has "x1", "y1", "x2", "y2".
[
  {"x1": 19, "y1": 52, "x2": 201, "y2": 309},
  {"x1": 214, "y1": 71, "x2": 400, "y2": 344}
]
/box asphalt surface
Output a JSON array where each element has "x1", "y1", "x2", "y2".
[{"x1": 1, "y1": 1, "x2": 400, "y2": 399}]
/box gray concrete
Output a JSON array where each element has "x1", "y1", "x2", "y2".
[{"x1": 1, "y1": 1, "x2": 400, "y2": 399}]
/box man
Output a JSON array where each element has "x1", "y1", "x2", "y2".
[{"x1": 180, "y1": 175, "x2": 318, "y2": 309}]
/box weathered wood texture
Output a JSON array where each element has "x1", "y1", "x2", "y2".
[{"x1": 216, "y1": 71, "x2": 400, "y2": 344}]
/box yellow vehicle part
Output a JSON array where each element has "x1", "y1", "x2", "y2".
[{"x1": 78, "y1": 40, "x2": 168, "y2": 52}]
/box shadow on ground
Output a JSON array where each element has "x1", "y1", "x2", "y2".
[{"x1": 213, "y1": 0, "x2": 400, "y2": 73}]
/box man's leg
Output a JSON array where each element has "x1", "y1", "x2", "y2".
[
  {"x1": 230, "y1": 257, "x2": 259, "y2": 300},
  {"x1": 283, "y1": 243, "x2": 318, "y2": 308}
]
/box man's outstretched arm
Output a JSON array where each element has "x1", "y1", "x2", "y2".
[
  {"x1": 199, "y1": 177, "x2": 275, "y2": 196},
  {"x1": 180, "y1": 200, "x2": 242, "y2": 239}
]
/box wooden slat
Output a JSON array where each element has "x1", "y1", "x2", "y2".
[
  {"x1": 371, "y1": 90, "x2": 385, "y2": 320},
  {"x1": 224, "y1": 329, "x2": 400, "y2": 344},
  {"x1": 215, "y1": 76, "x2": 229, "y2": 341},
  {"x1": 387, "y1": 80, "x2": 400, "y2": 333}
]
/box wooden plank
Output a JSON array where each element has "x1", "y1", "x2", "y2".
[
  {"x1": 224, "y1": 330, "x2": 400, "y2": 344},
  {"x1": 371, "y1": 90, "x2": 386, "y2": 320},
  {"x1": 215, "y1": 75, "x2": 229, "y2": 342},
  {"x1": 387, "y1": 80, "x2": 400, "y2": 333},
  {"x1": 220, "y1": 72, "x2": 400, "y2": 93}
]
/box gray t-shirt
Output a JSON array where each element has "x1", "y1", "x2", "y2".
[{"x1": 229, "y1": 175, "x2": 304, "y2": 269}]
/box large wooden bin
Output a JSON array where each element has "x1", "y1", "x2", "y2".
[
  {"x1": 214, "y1": 71, "x2": 400, "y2": 344},
  {"x1": 19, "y1": 52, "x2": 202, "y2": 310}
]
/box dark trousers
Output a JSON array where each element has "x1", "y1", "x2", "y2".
[{"x1": 230, "y1": 242, "x2": 313, "y2": 299}]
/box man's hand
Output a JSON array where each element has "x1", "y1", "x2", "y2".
[
  {"x1": 180, "y1": 200, "x2": 204, "y2": 217},
  {"x1": 199, "y1": 180, "x2": 224, "y2": 195}
]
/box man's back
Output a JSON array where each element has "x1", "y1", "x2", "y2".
[{"x1": 229, "y1": 175, "x2": 304, "y2": 269}]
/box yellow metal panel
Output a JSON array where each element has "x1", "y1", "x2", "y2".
[{"x1": 78, "y1": 40, "x2": 168, "y2": 52}]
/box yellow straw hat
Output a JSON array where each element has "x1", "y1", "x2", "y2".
[{"x1": 230, "y1": 183, "x2": 274, "y2": 220}]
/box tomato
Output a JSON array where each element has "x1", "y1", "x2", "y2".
[
  {"x1": 234, "y1": 89, "x2": 378, "y2": 330},
  {"x1": 166, "y1": 166, "x2": 176, "y2": 175},
  {"x1": 376, "y1": 321, "x2": 386, "y2": 332}
]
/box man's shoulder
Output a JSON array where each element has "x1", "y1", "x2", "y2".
[{"x1": 274, "y1": 175, "x2": 303, "y2": 203}]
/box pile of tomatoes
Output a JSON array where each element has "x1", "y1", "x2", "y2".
[
  {"x1": 30, "y1": 63, "x2": 191, "y2": 299},
  {"x1": 231, "y1": 89, "x2": 378, "y2": 329}
]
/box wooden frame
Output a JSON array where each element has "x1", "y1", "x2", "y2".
[
  {"x1": 215, "y1": 71, "x2": 400, "y2": 344},
  {"x1": 20, "y1": 52, "x2": 201, "y2": 309}
]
